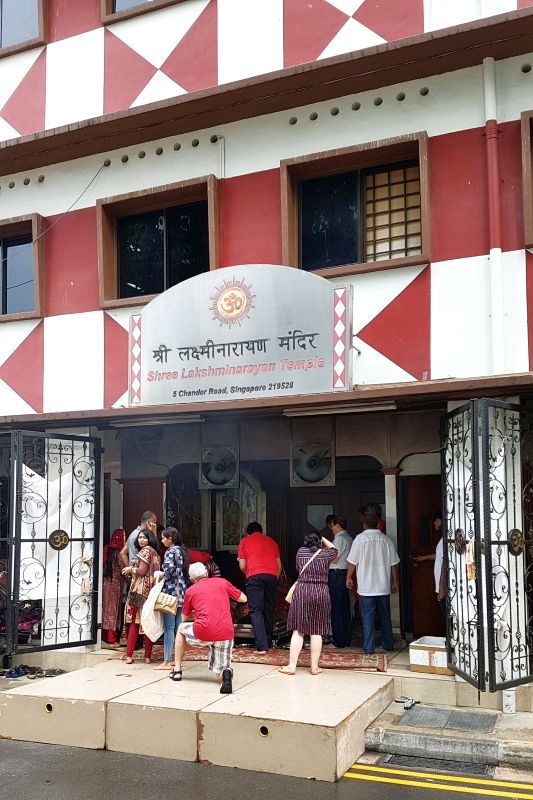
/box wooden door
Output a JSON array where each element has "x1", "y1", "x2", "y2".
[
  {"x1": 403, "y1": 475, "x2": 445, "y2": 638},
  {"x1": 288, "y1": 489, "x2": 342, "y2": 579},
  {"x1": 121, "y1": 478, "x2": 166, "y2": 535}
]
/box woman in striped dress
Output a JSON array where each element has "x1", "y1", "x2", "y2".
[{"x1": 280, "y1": 532, "x2": 338, "y2": 675}]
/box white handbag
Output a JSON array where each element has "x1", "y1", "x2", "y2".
[{"x1": 285, "y1": 548, "x2": 321, "y2": 604}]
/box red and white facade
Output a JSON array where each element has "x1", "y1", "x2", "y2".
[{"x1": 1, "y1": 1, "x2": 533, "y2": 654}]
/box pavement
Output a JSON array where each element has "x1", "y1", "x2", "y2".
[{"x1": 2, "y1": 739, "x2": 533, "y2": 800}]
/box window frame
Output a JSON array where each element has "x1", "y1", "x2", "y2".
[
  {"x1": 0, "y1": 0, "x2": 46, "y2": 60},
  {"x1": 281, "y1": 132, "x2": 430, "y2": 278},
  {"x1": 0, "y1": 213, "x2": 44, "y2": 322},
  {"x1": 521, "y1": 111, "x2": 533, "y2": 248},
  {"x1": 96, "y1": 175, "x2": 219, "y2": 309},
  {"x1": 101, "y1": 0, "x2": 188, "y2": 25}
]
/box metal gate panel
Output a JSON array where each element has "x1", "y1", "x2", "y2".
[
  {"x1": 482, "y1": 400, "x2": 533, "y2": 691},
  {"x1": 441, "y1": 401, "x2": 485, "y2": 690},
  {"x1": 0, "y1": 433, "x2": 13, "y2": 663},
  {"x1": 10, "y1": 431, "x2": 101, "y2": 655}
]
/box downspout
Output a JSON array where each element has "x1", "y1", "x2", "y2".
[{"x1": 483, "y1": 57, "x2": 505, "y2": 374}]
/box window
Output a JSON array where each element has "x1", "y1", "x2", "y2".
[
  {"x1": 97, "y1": 176, "x2": 219, "y2": 308},
  {"x1": 282, "y1": 133, "x2": 429, "y2": 277},
  {"x1": 0, "y1": 215, "x2": 44, "y2": 321},
  {"x1": 522, "y1": 112, "x2": 533, "y2": 248},
  {"x1": 101, "y1": 0, "x2": 185, "y2": 23},
  {"x1": 0, "y1": 0, "x2": 43, "y2": 54},
  {"x1": 118, "y1": 202, "x2": 209, "y2": 299}
]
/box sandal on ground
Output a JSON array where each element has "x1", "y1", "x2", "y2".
[
  {"x1": 125, "y1": 657, "x2": 133, "y2": 665},
  {"x1": 169, "y1": 669, "x2": 182, "y2": 681},
  {"x1": 278, "y1": 667, "x2": 295, "y2": 675}
]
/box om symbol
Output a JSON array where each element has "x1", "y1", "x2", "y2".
[
  {"x1": 218, "y1": 288, "x2": 246, "y2": 318},
  {"x1": 48, "y1": 529, "x2": 70, "y2": 551}
]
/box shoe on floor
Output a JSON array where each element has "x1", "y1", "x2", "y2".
[{"x1": 220, "y1": 669, "x2": 233, "y2": 694}]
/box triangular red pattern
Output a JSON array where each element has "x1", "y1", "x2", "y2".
[
  {"x1": 160, "y1": 0, "x2": 217, "y2": 92},
  {"x1": 0, "y1": 50, "x2": 46, "y2": 136},
  {"x1": 0, "y1": 322, "x2": 44, "y2": 412},
  {"x1": 518, "y1": 0, "x2": 533, "y2": 8},
  {"x1": 283, "y1": 0, "x2": 349, "y2": 68},
  {"x1": 104, "y1": 313, "x2": 129, "y2": 408},
  {"x1": 353, "y1": 0, "x2": 424, "y2": 42},
  {"x1": 356, "y1": 268, "x2": 430, "y2": 380},
  {"x1": 104, "y1": 29, "x2": 157, "y2": 115}
]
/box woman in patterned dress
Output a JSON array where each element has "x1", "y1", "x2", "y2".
[
  {"x1": 280, "y1": 532, "x2": 337, "y2": 675},
  {"x1": 101, "y1": 528, "x2": 126, "y2": 648},
  {"x1": 122, "y1": 529, "x2": 160, "y2": 664},
  {"x1": 154, "y1": 527, "x2": 189, "y2": 670}
]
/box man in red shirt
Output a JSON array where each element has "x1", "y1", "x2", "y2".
[
  {"x1": 237, "y1": 521, "x2": 281, "y2": 654},
  {"x1": 171, "y1": 562, "x2": 247, "y2": 694}
]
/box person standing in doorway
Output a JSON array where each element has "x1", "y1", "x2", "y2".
[
  {"x1": 237, "y1": 521, "x2": 281, "y2": 654},
  {"x1": 119, "y1": 510, "x2": 158, "y2": 568},
  {"x1": 327, "y1": 515, "x2": 353, "y2": 648},
  {"x1": 346, "y1": 511, "x2": 399, "y2": 655}
]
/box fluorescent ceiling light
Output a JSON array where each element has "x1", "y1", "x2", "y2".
[
  {"x1": 111, "y1": 415, "x2": 205, "y2": 427},
  {"x1": 283, "y1": 402, "x2": 396, "y2": 417}
]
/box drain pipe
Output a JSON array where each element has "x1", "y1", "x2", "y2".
[{"x1": 483, "y1": 57, "x2": 505, "y2": 375}]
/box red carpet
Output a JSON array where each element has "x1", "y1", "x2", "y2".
[{"x1": 122, "y1": 644, "x2": 387, "y2": 671}]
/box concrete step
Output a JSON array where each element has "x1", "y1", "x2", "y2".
[
  {"x1": 0, "y1": 660, "x2": 394, "y2": 781},
  {"x1": 364, "y1": 701, "x2": 533, "y2": 772}
]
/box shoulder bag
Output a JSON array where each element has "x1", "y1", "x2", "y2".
[{"x1": 285, "y1": 548, "x2": 322, "y2": 604}]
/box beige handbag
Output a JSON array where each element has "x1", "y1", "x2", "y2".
[
  {"x1": 154, "y1": 590, "x2": 178, "y2": 616},
  {"x1": 285, "y1": 548, "x2": 321, "y2": 604}
]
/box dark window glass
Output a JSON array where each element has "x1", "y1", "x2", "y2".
[
  {"x1": 0, "y1": 0, "x2": 39, "y2": 48},
  {"x1": 167, "y1": 202, "x2": 209, "y2": 286},
  {"x1": 1, "y1": 236, "x2": 34, "y2": 314},
  {"x1": 113, "y1": 0, "x2": 151, "y2": 11},
  {"x1": 118, "y1": 202, "x2": 209, "y2": 299},
  {"x1": 299, "y1": 172, "x2": 359, "y2": 271},
  {"x1": 118, "y1": 210, "x2": 165, "y2": 298}
]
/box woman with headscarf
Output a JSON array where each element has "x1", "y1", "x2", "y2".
[
  {"x1": 122, "y1": 528, "x2": 160, "y2": 664},
  {"x1": 101, "y1": 528, "x2": 126, "y2": 649}
]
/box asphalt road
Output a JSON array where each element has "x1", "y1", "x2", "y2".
[{"x1": 2, "y1": 740, "x2": 533, "y2": 800}]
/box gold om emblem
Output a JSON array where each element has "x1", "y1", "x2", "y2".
[
  {"x1": 508, "y1": 528, "x2": 524, "y2": 557},
  {"x1": 48, "y1": 529, "x2": 70, "y2": 551},
  {"x1": 217, "y1": 288, "x2": 246, "y2": 318}
]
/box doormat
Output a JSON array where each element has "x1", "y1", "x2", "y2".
[{"x1": 124, "y1": 645, "x2": 386, "y2": 671}]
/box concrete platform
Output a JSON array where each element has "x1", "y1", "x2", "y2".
[
  {"x1": 199, "y1": 668, "x2": 393, "y2": 781},
  {"x1": 0, "y1": 660, "x2": 393, "y2": 781},
  {"x1": 106, "y1": 662, "x2": 276, "y2": 762}
]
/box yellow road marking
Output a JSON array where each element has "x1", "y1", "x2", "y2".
[
  {"x1": 348, "y1": 763, "x2": 533, "y2": 791},
  {"x1": 343, "y1": 772, "x2": 533, "y2": 799}
]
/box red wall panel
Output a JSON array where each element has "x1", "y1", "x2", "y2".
[
  {"x1": 44, "y1": 206, "x2": 100, "y2": 316},
  {"x1": 429, "y1": 127, "x2": 489, "y2": 262},
  {"x1": 48, "y1": 0, "x2": 101, "y2": 43},
  {"x1": 219, "y1": 169, "x2": 282, "y2": 267}
]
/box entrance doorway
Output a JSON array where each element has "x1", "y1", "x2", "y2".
[
  {"x1": 288, "y1": 457, "x2": 385, "y2": 579},
  {"x1": 400, "y1": 474, "x2": 445, "y2": 639}
]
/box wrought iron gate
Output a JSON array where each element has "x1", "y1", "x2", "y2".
[
  {"x1": 1, "y1": 431, "x2": 101, "y2": 665},
  {"x1": 441, "y1": 400, "x2": 533, "y2": 692}
]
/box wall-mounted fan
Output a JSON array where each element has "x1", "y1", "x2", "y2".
[
  {"x1": 290, "y1": 441, "x2": 335, "y2": 487},
  {"x1": 200, "y1": 446, "x2": 239, "y2": 489}
]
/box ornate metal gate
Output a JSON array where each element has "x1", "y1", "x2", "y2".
[
  {"x1": 441, "y1": 400, "x2": 533, "y2": 692},
  {"x1": 1, "y1": 431, "x2": 101, "y2": 665}
]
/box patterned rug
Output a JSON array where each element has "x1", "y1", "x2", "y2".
[{"x1": 119, "y1": 645, "x2": 387, "y2": 672}]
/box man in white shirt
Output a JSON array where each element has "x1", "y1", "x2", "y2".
[
  {"x1": 346, "y1": 512, "x2": 399, "y2": 655},
  {"x1": 327, "y1": 515, "x2": 353, "y2": 648},
  {"x1": 119, "y1": 510, "x2": 157, "y2": 568}
]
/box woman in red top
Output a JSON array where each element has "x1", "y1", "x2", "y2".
[{"x1": 122, "y1": 529, "x2": 160, "y2": 664}]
